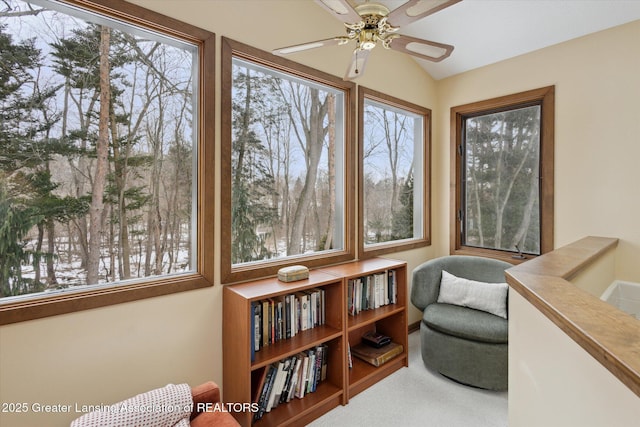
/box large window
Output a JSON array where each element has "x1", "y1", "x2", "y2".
[
  {"x1": 451, "y1": 86, "x2": 554, "y2": 261},
  {"x1": 221, "y1": 38, "x2": 355, "y2": 283},
  {"x1": 0, "y1": 0, "x2": 214, "y2": 324},
  {"x1": 359, "y1": 87, "x2": 430, "y2": 258}
]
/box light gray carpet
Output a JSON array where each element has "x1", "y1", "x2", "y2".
[{"x1": 308, "y1": 330, "x2": 508, "y2": 427}]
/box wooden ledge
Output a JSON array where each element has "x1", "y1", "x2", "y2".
[{"x1": 506, "y1": 236, "x2": 640, "y2": 398}]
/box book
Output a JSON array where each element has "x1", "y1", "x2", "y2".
[
  {"x1": 254, "y1": 365, "x2": 277, "y2": 421},
  {"x1": 266, "y1": 361, "x2": 285, "y2": 412},
  {"x1": 295, "y1": 352, "x2": 309, "y2": 399},
  {"x1": 305, "y1": 348, "x2": 316, "y2": 393},
  {"x1": 287, "y1": 355, "x2": 303, "y2": 402},
  {"x1": 251, "y1": 302, "x2": 261, "y2": 359},
  {"x1": 251, "y1": 302, "x2": 256, "y2": 362},
  {"x1": 271, "y1": 358, "x2": 291, "y2": 409},
  {"x1": 280, "y1": 356, "x2": 296, "y2": 404},
  {"x1": 350, "y1": 342, "x2": 403, "y2": 367},
  {"x1": 261, "y1": 300, "x2": 270, "y2": 347},
  {"x1": 296, "y1": 292, "x2": 310, "y2": 331},
  {"x1": 362, "y1": 330, "x2": 391, "y2": 348}
]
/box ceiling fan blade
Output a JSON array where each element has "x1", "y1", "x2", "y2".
[
  {"x1": 388, "y1": 34, "x2": 454, "y2": 62},
  {"x1": 387, "y1": 0, "x2": 462, "y2": 27},
  {"x1": 273, "y1": 37, "x2": 348, "y2": 56},
  {"x1": 344, "y1": 49, "x2": 370, "y2": 80},
  {"x1": 314, "y1": 0, "x2": 362, "y2": 25}
]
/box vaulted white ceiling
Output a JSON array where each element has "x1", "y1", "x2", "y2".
[{"x1": 350, "y1": 0, "x2": 640, "y2": 80}]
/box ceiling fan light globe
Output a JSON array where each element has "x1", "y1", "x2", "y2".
[{"x1": 362, "y1": 41, "x2": 376, "y2": 50}]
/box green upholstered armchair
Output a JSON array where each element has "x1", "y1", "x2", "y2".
[{"x1": 411, "y1": 255, "x2": 512, "y2": 390}]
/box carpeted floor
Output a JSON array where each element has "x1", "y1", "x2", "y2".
[{"x1": 308, "y1": 330, "x2": 508, "y2": 427}]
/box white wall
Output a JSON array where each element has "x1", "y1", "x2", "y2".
[{"x1": 509, "y1": 289, "x2": 640, "y2": 426}]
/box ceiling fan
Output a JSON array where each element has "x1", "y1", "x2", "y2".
[{"x1": 273, "y1": 0, "x2": 462, "y2": 80}]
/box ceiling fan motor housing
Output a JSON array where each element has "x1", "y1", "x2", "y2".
[{"x1": 352, "y1": 3, "x2": 393, "y2": 50}]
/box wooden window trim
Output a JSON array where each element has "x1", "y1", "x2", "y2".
[
  {"x1": 0, "y1": 0, "x2": 215, "y2": 325},
  {"x1": 220, "y1": 38, "x2": 356, "y2": 284},
  {"x1": 450, "y1": 86, "x2": 554, "y2": 263},
  {"x1": 358, "y1": 86, "x2": 431, "y2": 259}
]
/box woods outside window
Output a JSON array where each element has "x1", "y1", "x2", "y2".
[
  {"x1": 359, "y1": 87, "x2": 431, "y2": 258},
  {"x1": 0, "y1": 0, "x2": 215, "y2": 324},
  {"x1": 451, "y1": 86, "x2": 554, "y2": 261},
  {"x1": 221, "y1": 38, "x2": 355, "y2": 283}
]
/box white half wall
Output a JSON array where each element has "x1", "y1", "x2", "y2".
[{"x1": 508, "y1": 289, "x2": 640, "y2": 426}]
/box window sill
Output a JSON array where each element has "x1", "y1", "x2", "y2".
[
  {"x1": 0, "y1": 275, "x2": 213, "y2": 325},
  {"x1": 451, "y1": 246, "x2": 533, "y2": 265}
]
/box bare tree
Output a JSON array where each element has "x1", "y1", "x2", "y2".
[
  {"x1": 285, "y1": 85, "x2": 328, "y2": 255},
  {"x1": 323, "y1": 94, "x2": 336, "y2": 250},
  {"x1": 86, "y1": 25, "x2": 110, "y2": 285}
]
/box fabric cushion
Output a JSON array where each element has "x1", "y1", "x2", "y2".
[
  {"x1": 437, "y1": 270, "x2": 508, "y2": 318},
  {"x1": 423, "y1": 303, "x2": 508, "y2": 344},
  {"x1": 70, "y1": 383, "x2": 193, "y2": 427}
]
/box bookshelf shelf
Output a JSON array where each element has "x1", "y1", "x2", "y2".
[
  {"x1": 346, "y1": 304, "x2": 406, "y2": 331},
  {"x1": 223, "y1": 258, "x2": 407, "y2": 426},
  {"x1": 253, "y1": 382, "x2": 343, "y2": 427},
  {"x1": 251, "y1": 325, "x2": 343, "y2": 369}
]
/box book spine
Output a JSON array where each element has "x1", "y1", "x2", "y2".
[
  {"x1": 373, "y1": 345, "x2": 404, "y2": 367},
  {"x1": 255, "y1": 365, "x2": 276, "y2": 421}
]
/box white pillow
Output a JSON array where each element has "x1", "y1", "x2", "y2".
[{"x1": 437, "y1": 270, "x2": 508, "y2": 318}]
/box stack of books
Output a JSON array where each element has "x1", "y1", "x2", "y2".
[
  {"x1": 251, "y1": 288, "x2": 326, "y2": 360},
  {"x1": 347, "y1": 270, "x2": 397, "y2": 315},
  {"x1": 253, "y1": 344, "x2": 329, "y2": 421},
  {"x1": 349, "y1": 331, "x2": 403, "y2": 368},
  {"x1": 350, "y1": 341, "x2": 403, "y2": 367}
]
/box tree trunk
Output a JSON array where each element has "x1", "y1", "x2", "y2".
[
  {"x1": 46, "y1": 220, "x2": 57, "y2": 285},
  {"x1": 110, "y1": 102, "x2": 131, "y2": 279},
  {"x1": 86, "y1": 26, "x2": 111, "y2": 285},
  {"x1": 323, "y1": 94, "x2": 335, "y2": 250},
  {"x1": 288, "y1": 89, "x2": 327, "y2": 255},
  {"x1": 35, "y1": 223, "x2": 43, "y2": 285}
]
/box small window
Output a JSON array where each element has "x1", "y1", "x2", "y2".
[
  {"x1": 451, "y1": 86, "x2": 554, "y2": 261},
  {"x1": 221, "y1": 38, "x2": 355, "y2": 283},
  {"x1": 359, "y1": 87, "x2": 431, "y2": 258},
  {"x1": 0, "y1": 0, "x2": 214, "y2": 324}
]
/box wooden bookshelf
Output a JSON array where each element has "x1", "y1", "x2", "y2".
[
  {"x1": 223, "y1": 258, "x2": 408, "y2": 426},
  {"x1": 320, "y1": 258, "x2": 408, "y2": 400}
]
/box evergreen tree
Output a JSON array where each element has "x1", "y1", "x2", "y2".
[
  {"x1": 231, "y1": 68, "x2": 278, "y2": 263},
  {"x1": 391, "y1": 174, "x2": 414, "y2": 240},
  {"x1": 0, "y1": 184, "x2": 41, "y2": 297},
  {"x1": 0, "y1": 26, "x2": 44, "y2": 295}
]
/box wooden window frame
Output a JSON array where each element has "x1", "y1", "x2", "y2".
[
  {"x1": 0, "y1": 0, "x2": 215, "y2": 325},
  {"x1": 220, "y1": 37, "x2": 356, "y2": 284},
  {"x1": 450, "y1": 86, "x2": 554, "y2": 263},
  {"x1": 358, "y1": 87, "x2": 431, "y2": 259}
]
